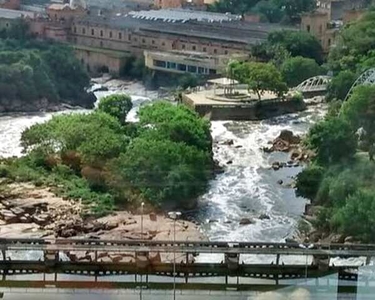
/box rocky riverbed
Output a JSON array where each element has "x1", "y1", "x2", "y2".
[{"x1": 0, "y1": 181, "x2": 203, "y2": 262}]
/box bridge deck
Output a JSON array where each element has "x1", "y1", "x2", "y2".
[{"x1": 0, "y1": 238, "x2": 373, "y2": 291}]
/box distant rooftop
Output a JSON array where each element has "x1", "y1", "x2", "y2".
[
  {"x1": 0, "y1": 8, "x2": 35, "y2": 19},
  {"x1": 128, "y1": 9, "x2": 241, "y2": 23}
]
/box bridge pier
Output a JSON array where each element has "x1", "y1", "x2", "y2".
[
  {"x1": 312, "y1": 255, "x2": 330, "y2": 271},
  {"x1": 225, "y1": 253, "x2": 239, "y2": 271}
]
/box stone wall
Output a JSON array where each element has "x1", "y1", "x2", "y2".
[
  {"x1": 74, "y1": 47, "x2": 129, "y2": 74},
  {"x1": 187, "y1": 98, "x2": 307, "y2": 121}
]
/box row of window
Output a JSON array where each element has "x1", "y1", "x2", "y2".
[
  {"x1": 180, "y1": 43, "x2": 228, "y2": 55},
  {"x1": 74, "y1": 26, "x2": 231, "y2": 55},
  {"x1": 74, "y1": 26, "x2": 127, "y2": 40},
  {"x1": 153, "y1": 60, "x2": 216, "y2": 75}
]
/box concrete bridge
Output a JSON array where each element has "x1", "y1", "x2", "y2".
[{"x1": 0, "y1": 238, "x2": 374, "y2": 295}]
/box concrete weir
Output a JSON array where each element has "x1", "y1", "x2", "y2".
[{"x1": 182, "y1": 89, "x2": 306, "y2": 121}]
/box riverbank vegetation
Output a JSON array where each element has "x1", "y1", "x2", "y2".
[
  {"x1": 0, "y1": 95, "x2": 213, "y2": 216},
  {"x1": 296, "y1": 85, "x2": 375, "y2": 242},
  {"x1": 0, "y1": 21, "x2": 92, "y2": 112}
]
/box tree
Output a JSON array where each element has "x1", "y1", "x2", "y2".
[
  {"x1": 274, "y1": 0, "x2": 316, "y2": 23},
  {"x1": 328, "y1": 11, "x2": 375, "y2": 73},
  {"x1": 295, "y1": 164, "x2": 325, "y2": 200},
  {"x1": 230, "y1": 61, "x2": 288, "y2": 100},
  {"x1": 305, "y1": 116, "x2": 357, "y2": 164},
  {"x1": 341, "y1": 85, "x2": 375, "y2": 144},
  {"x1": 332, "y1": 189, "x2": 375, "y2": 242},
  {"x1": 281, "y1": 56, "x2": 323, "y2": 87},
  {"x1": 111, "y1": 138, "x2": 210, "y2": 208},
  {"x1": 138, "y1": 101, "x2": 212, "y2": 152},
  {"x1": 268, "y1": 30, "x2": 323, "y2": 63},
  {"x1": 327, "y1": 70, "x2": 357, "y2": 101},
  {"x1": 252, "y1": 0, "x2": 284, "y2": 23},
  {"x1": 21, "y1": 112, "x2": 128, "y2": 165},
  {"x1": 97, "y1": 94, "x2": 133, "y2": 125},
  {"x1": 208, "y1": 0, "x2": 259, "y2": 15},
  {"x1": 250, "y1": 43, "x2": 291, "y2": 67}
]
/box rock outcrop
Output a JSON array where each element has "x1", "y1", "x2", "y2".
[{"x1": 0, "y1": 183, "x2": 205, "y2": 251}]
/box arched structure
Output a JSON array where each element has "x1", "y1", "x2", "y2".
[
  {"x1": 344, "y1": 68, "x2": 375, "y2": 101},
  {"x1": 294, "y1": 76, "x2": 331, "y2": 93}
]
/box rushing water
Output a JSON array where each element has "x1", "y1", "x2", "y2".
[
  {"x1": 197, "y1": 106, "x2": 326, "y2": 243},
  {"x1": 0, "y1": 86, "x2": 326, "y2": 248}
]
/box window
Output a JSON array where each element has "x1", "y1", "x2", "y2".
[
  {"x1": 203, "y1": 47, "x2": 207, "y2": 52},
  {"x1": 128, "y1": 34, "x2": 131, "y2": 41},
  {"x1": 167, "y1": 62, "x2": 176, "y2": 69},
  {"x1": 119, "y1": 32, "x2": 122, "y2": 39},
  {"x1": 162, "y1": 42, "x2": 165, "y2": 46},
  {"x1": 319, "y1": 24, "x2": 323, "y2": 34},
  {"x1": 73, "y1": 26, "x2": 77, "y2": 33},
  {"x1": 225, "y1": 50, "x2": 228, "y2": 55},
  {"x1": 82, "y1": 28, "x2": 86, "y2": 34},
  {"x1": 177, "y1": 64, "x2": 187, "y2": 71},
  {"x1": 192, "y1": 45, "x2": 196, "y2": 51},
  {"x1": 188, "y1": 65, "x2": 197, "y2": 73},
  {"x1": 213, "y1": 49, "x2": 217, "y2": 54},
  {"x1": 142, "y1": 38, "x2": 146, "y2": 43},
  {"x1": 100, "y1": 41, "x2": 103, "y2": 47},
  {"x1": 109, "y1": 31, "x2": 113, "y2": 38},
  {"x1": 182, "y1": 44, "x2": 186, "y2": 50},
  {"x1": 153, "y1": 60, "x2": 166, "y2": 68},
  {"x1": 100, "y1": 30, "x2": 103, "y2": 37},
  {"x1": 306, "y1": 25, "x2": 311, "y2": 32},
  {"x1": 328, "y1": 38, "x2": 331, "y2": 46},
  {"x1": 91, "y1": 28, "x2": 94, "y2": 35},
  {"x1": 209, "y1": 69, "x2": 216, "y2": 74},
  {"x1": 134, "y1": 37, "x2": 137, "y2": 42},
  {"x1": 198, "y1": 67, "x2": 205, "y2": 74},
  {"x1": 152, "y1": 40, "x2": 155, "y2": 44}
]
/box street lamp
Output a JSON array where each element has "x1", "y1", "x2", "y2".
[
  {"x1": 141, "y1": 202, "x2": 145, "y2": 239},
  {"x1": 140, "y1": 202, "x2": 145, "y2": 300},
  {"x1": 299, "y1": 243, "x2": 314, "y2": 282},
  {"x1": 168, "y1": 211, "x2": 181, "y2": 300}
]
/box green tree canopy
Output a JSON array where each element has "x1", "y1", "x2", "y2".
[
  {"x1": 21, "y1": 112, "x2": 128, "y2": 165},
  {"x1": 268, "y1": 30, "x2": 323, "y2": 63},
  {"x1": 111, "y1": 138, "x2": 210, "y2": 208},
  {"x1": 230, "y1": 61, "x2": 288, "y2": 99},
  {"x1": 295, "y1": 164, "x2": 324, "y2": 200},
  {"x1": 305, "y1": 116, "x2": 357, "y2": 165},
  {"x1": 97, "y1": 94, "x2": 133, "y2": 125},
  {"x1": 280, "y1": 56, "x2": 323, "y2": 87},
  {"x1": 328, "y1": 10, "x2": 375, "y2": 73},
  {"x1": 327, "y1": 70, "x2": 357, "y2": 101},
  {"x1": 341, "y1": 85, "x2": 375, "y2": 143},
  {"x1": 332, "y1": 189, "x2": 375, "y2": 242},
  {"x1": 138, "y1": 101, "x2": 212, "y2": 152},
  {"x1": 0, "y1": 35, "x2": 90, "y2": 109}
]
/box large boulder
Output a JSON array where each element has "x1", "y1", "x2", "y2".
[
  {"x1": 278, "y1": 130, "x2": 301, "y2": 145},
  {"x1": 239, "y1": 218, "x2": 254, "y2": 225}
]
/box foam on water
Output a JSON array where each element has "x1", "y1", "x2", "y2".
[{"x1": 196, "y1": 105, "x2": 327, "y2": 263}]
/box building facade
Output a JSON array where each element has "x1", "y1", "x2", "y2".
[
  {"x1": 301, "y1": 0, "x2": 367, "y2": 53},
  {"x1": 1, "y1": 1, "x2": 292, "y2": 75}
]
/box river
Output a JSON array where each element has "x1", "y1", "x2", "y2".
[{"x1": 0, "y1": 84, "x2": 326, "y2": 248}]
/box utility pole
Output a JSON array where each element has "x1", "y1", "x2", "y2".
[{"x1": 168, "y1": 211, "x2": 181, "y2": 300}]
